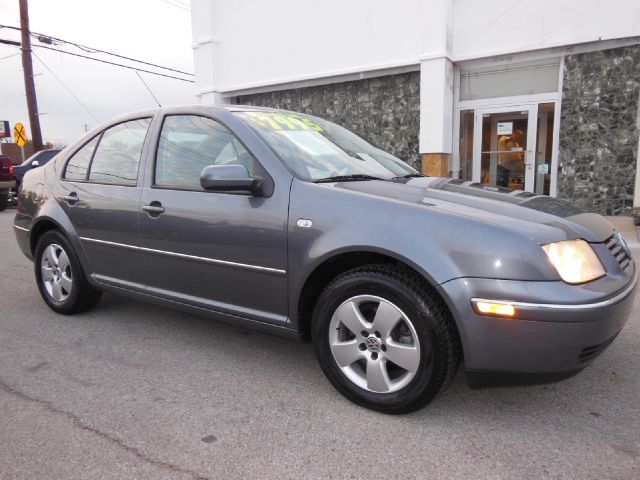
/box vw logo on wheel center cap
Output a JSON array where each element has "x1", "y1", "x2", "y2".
[{"x1": 366, "y1": 336, "x2": 381, "y2": 352}]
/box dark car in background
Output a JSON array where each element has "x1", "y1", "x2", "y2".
[
  {"x1": 0, "y1": 155, "x2": 16, "y2": 211},
  {"x1": 13, "y1": 149, "x2": 61, "y2": 188},
  {"x1": 13, "y1": 105, "x2": 637, "y2": 413}
]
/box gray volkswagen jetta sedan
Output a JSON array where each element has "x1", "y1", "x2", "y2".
[{"x1": 14, "y1": 105, "x2": 637, "y2": 413}]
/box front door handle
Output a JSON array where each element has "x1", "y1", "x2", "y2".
[
  {"x1": 62, "y1": 192, "x2": 79, "y2": 205},
  {"x1": 142, "y1": 202, "x2": 165, "y2": 216}
]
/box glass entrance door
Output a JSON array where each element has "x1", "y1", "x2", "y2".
[{"x1": 473, "y1": 105, "x2": 538, "y2": 192}]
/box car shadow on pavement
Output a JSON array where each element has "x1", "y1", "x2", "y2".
[{"x1": 90, "y1": 290, "x2": 639, "y2": 425}]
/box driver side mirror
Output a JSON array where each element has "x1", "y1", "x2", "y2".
[
  {"x1": 200, "y1": 164, "x2": 264, "y2": 196},
  {"x1": 31, "y1": 160, "x2": 39, "y2": 168}
]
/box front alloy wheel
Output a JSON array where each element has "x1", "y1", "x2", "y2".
[
  {"x1": 313, "y1": 264, "x2": 461, "y2": 414},
  {"x1": 329, "y1": 295, "x2": 421, "y2": 393}
]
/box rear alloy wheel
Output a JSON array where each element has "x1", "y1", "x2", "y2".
[
  {"x1": 41, "y1": 243, "x2": 73, "y2": 302},
  {"x1": 313, "y1": 264, "x2": 461, "y2": 413},
  {"x1": 34, "y1": 230, "x2": 102, "y2": 314}
]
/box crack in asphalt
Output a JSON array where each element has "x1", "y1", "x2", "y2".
[{"x1": 0, "y1": 379, "x2": 210, "y2": 480}]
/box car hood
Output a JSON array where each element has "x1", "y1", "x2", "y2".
[{"x1": 332, "y1": 177, "x2": 614, "y2": 244}]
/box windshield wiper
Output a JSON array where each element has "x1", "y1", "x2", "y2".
[
  {"x1": 392, "y1": 173, "x2": 424, "y2": 179},
  {"x1": 314, "y1": 174, "x2": 385, "y2": 183}
]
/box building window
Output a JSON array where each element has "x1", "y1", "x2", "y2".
[{"x1": 460, "y1": 58, "x2": 560, "y2": 101}]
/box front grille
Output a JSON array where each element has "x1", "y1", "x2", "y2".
[
  {"x1": 605, "y1": 234, "x2": 632, "y2": 271},
  {"x1": 579, "y1": 334, "x2": 618, "y2": 363}
]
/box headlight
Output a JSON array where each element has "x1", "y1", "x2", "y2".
[{"x1": 542, "y1": 239, "x2": 605, "y2": 284}]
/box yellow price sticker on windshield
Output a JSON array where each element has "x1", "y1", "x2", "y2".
[{"x1": 244, "y1": 112, "x2": 323, "y2": 132}]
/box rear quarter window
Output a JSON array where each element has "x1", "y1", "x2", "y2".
[
  {"x1": 63, "y1": 118, "x2": 151, "y2": 184},
  {"x1": 88, "y1": 118, "x2": 151, "y2": 185},
  {"x1": 64, "y1": 136, "x2": 100, "y2": 181}
]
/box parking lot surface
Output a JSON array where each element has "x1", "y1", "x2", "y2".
[{"x1": 0, "y1": 210, "x2": 638, "y2": 479}]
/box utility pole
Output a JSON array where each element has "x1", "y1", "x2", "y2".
[{"x1": 19, "y1": 0, "x2": 44, "y2": 152}]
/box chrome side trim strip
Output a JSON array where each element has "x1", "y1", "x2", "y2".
[
  {"x1": 79, "y1": 236, "x2": 286, "y2": 275},
  {"x1": 472, "y1": 269, "x2": 637, "y2": 311},
  {"x1": 13, "y1": 225, "x2": 29, "y2": 232}
]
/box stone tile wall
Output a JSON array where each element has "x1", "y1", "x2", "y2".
[
  {"x1": 558, "y1": 45, "x2": 640, "y2": 215},
  {"x1": 234, "y1": 72, "x2": 422, "y2": 169}
]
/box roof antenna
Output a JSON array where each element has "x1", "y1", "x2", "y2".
[{"x1": 136, "y1": 70, "x2": 161, "y2": 107}]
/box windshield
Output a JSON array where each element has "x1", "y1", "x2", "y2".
[{"x1": 234, "y1": 111, "x2": 418, "y2": 181}]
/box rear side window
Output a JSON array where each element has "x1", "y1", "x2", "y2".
[
  {"x1": 64, "y1": 136, "x2": 100, "y2": 180},
  {"x1": 155, "y1": 115, "x2": 255, "y2": 190},
  {"x1": 88, "y1": 118, "x2": 151, "y2": 185}
]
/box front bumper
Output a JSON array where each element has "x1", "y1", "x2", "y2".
[{"x1": 437, "y1": 268, "x2": 637, "y2": 386}]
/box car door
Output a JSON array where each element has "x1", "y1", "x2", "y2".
[
  {"x1": 138, "y1": 114, "x2": 289, "y2": 325},
  {"x1": 56, "y1": 117, "x2": 152, "y2": 287}
]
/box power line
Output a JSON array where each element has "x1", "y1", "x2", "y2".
[
  {"x1": 0, "y1": 37, "x2": 21, "y2": 46},
  {"x1": 136, "y1": 71, "x2": 162, "y2": 107},
  {"x1": 0, "y1": 52, "x2": 20, "y2": 61},
  {"x1": 32, "y1": 51, "x2": 101, "y2": 123},
  {"x1": 0, "y1": 23, "x2": 194, "y2": 77},
  {"x1": 159, "y1": 0, "x2": 190, "y2": 12},
  {"x1": 34, "y1": 44, "x2": 195, "y2": 83}
]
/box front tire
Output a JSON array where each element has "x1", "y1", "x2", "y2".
[
  {"x1": 34, "y1": 230, "x2": 102, "y2": 314},
  {"x1": 312, "y1": 264, "x2": 461, "y2": 414}
]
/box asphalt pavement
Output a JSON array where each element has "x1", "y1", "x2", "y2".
[{"x1": 0, "y1": 209, "x2": 638, "y2": 479}]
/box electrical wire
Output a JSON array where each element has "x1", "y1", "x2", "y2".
[
  {"x1": 0, "y1": 24, "x2": 194, "y2": 77},
  {"x1": 159, "y1": 0, "x2": 190, "y2": 12},
  {"x1": 0, "y1": 51, "x2": 20, "y2": 61},
  {"x1": 34, "y1": 44, "x2": 195, "y2": 83},
  {"x1": 172, "y1": 0, "x2": 191, "y2": 8},
  {"x1": 136, "y1": 71, "x2": 162, "y2": 107},
  {"x1": 32, "y1": 51, "x2": 101, "y2": 123}
]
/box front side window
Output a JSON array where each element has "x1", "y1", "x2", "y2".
[
  {"x1": 234, "y1": 111, "x2": 417, "y2": 181},
  {"x1": 64, "y1": 136, "x2": 100, "y2": 181},
  {"x1": 87, "y1": 118, "x2": 151, "y2": 185},
  {"x1": 155, "y1": 115, "x2": 255, "y2": 190}
]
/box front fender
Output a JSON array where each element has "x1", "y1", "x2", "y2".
[{"x1": 287, "y1": 179, "x2": 562, "y2": 329}]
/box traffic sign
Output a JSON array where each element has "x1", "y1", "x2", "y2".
[{"x1": 14, "y1": 122, "x2": 27, "y2": 147}]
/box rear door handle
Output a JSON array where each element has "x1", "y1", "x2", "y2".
[
  {"x1": 142, "y1": 202, "x2": 165, "y2": 216},
  {"x1": 62, "y1": 193, "x2": 79, "y2": 205}
]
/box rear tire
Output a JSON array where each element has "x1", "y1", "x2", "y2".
[
  {"x1": 312, "y1": 264, "x2": 461, "y2": 414},
  {"x1": 34, "y1": 230, "x2": 102, "y2": 314},
  {"x1": 0, "y1": 192, "x2": 7, "y2": 211}
]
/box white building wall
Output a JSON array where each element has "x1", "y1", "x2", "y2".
[
  {"x1": 453, "y1": 0, "x2": 640, "y2": 60},
  {"x1": 191, "y1": 0, "x2": 640, "y2": 159},
  {"x1": 192, "y1": 0, "x2": 640, "y2": 95},
  {"x1": 192, "y1": 0, "x2": 429, "y2": 95}
]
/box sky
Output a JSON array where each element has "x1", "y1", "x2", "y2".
[{"x1": 0, "y1": 0, "x2": 195, "y2": 145}]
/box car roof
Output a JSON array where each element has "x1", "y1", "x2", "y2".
[
  {"x1": 85, "y1": 104, "x2": 316, "y2": 138},
  {"x1": 108, "y1": 104, "x2": 297, "y2": 121}
]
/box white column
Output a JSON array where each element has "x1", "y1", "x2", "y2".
[
  {"x1": 419, "y1": 57, "x2": 454, "y2": 155},
  {"x1": 191, "y1": 0, "x2": 224, "y2": 104},
  {"x1": 418, "y1": 0, "x2": 455, "y2": 170}
]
